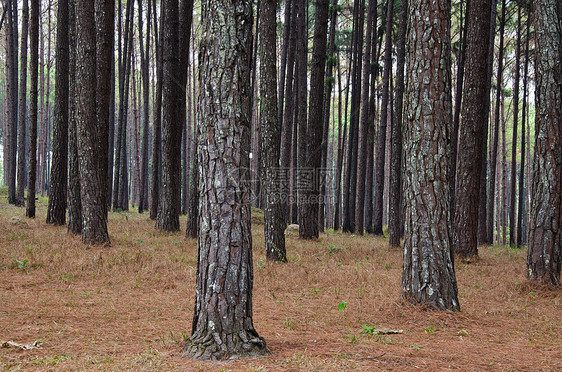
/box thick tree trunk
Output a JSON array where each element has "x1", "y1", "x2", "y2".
[
  {"x1": 527, "y1": 0, "x2": 561, "y2": 286},
  {"x1": 402, "y1": 0, "x2": 460, "y2": 311},
  {"x1": 67, "y1": 0, "x2": 82, "y2": 234},
  {"x1": 75, "y1": 0, "x2": 110, "y2": 245},
  {"x1": 46, "y1": 0, "x2": 69, "y2": 225},
  {"x1": 260, "y1": 0, "x2": 286, "y2": 261},
  {"x1": 454, "y1": 0, "x2": 491, "y2": 259},
  {"x1": 184, "y1": 0, "x2": 268, "y2": 359},
  {"x1": 16, "y1": 0, "x2": 29, "y2": 206},
  {"x1": 150, "y1": 0, "x2": 163, "y2": 220},
  {"x1": 388, "y1": 0, "x2": 408, "y2": 247},
  {"x1": 26, "y1": 0, "x2": 39, "y2": 218},
  {"x1": 299, "y1": 0, "x2": 329, "y2": 239}
]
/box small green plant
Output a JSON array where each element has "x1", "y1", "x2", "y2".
[
  {"x1": 283, "y1": 318, "x2": 295, "y2": 330},
  {"x1": 458, "y1": 329, "x2": 469, "y2": 336},
  {"x1": 310, "y1": 287, "x2": 323, "y2": 295},
  {"x1": 424, "y1": 325, "x2": 435, "y2": 334},
  {"x1": 412, "y1": 345, "x2": 422, "y2": 351},
  {"x1": 257, "y1": 257, "x2": 266, "y2": 269},
  {"x1": 362, "y1": 325, "x2": 376, "y2": 334},
  {"x1": 14, "y1": 258, "x2": 30, "y2": 272},
  {"x1": 338, "y1": 301, "x2": 347, "y2": 311},
  {"x1": 347, "y1": 330, "x2": 357, "y2": 343}
]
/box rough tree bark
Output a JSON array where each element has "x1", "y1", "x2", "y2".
[
  {"x1": 138, "y1": 0, "x2": 151, "y2": 214},
  {"x1": 388, "y1": 0, "x2": 408, "y2": 247},
  {"x1": 509, "y1": 6, "x2": 521, "y2": 247},
  {"x1": 184, "y1": 0, "x2": 268, "y2": 359},
  {"x1": 150, "y1": 0, "x2": 163, "y2": 220},
  {"x1": 46, "y1": 0, "x2": 69, "y2": 225},
  {"x1": 75, "y1": 0, "x2": 110, "y2": 245},
  {"x1": 260, "y1": 0, "x2": 286, "y2": 261},
  {"x1": 26, "y1": 0, "x2": 39, "y2": 218},
  {"x1": 527, "y1": 0, "x2": 561, "y2": 286},
  {"x1": 453, "y1": 0, "x2": 492, "y2": 259},
  {"x1": 402, "y1": 0, "x2": 460, "y2": 311},
  {"x1": 7, "y1": 0, "x2": 18, "y2": 205}
]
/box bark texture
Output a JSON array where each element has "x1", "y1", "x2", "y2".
[
  {"x1": 402, "y1": 0, "x2": 460, "y2": 311},
  {"x1": 16, "y1": 0, "x2": 29, "y2": 206},
  {"x1": 46, "y1": 0, "x2": 69, "y2": 226},
  {"x1": 527, "y1": 0, "x2": 561, "y2": 286},
  {"x1": 260, "y1": 0, "x2": 286, "y2": 261},
  {"x1": 184, "y1": 0, "x2": 267, "y2": 360},
  {"x1": 26, "y1": 0, "x2": 39, "y2": 218}
]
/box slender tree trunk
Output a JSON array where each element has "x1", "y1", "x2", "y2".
[
  {"x1": 186, "y1": 33, "x2": 198, "y2": 238},
  {"x1": 517, "y1": 14, "x2": 529, "y2": 248},
  {"x1": 17, "y1": 0, "x2": 29, "y2": 205},
  {"x1": 402, "y1": 0, "x2": 459, "y2": 311},
  {"x1": 354, "y1": 0, "x2": 376, "y2": 235},
  {"x1": 138, "y1": 0, "x2": 151, "y2": 214},
  {"x1": 67, "y1": 0, "x2": 82, "y2": 233},
  {"x1": 150, "y1": 0, "x2": 163, "y2": 220},
  {"x1": 42, "y1": 7, "x2": 52, "y2": 197},
  {"x1": 7, "y1": 0, "x2": 18, "y2": 205},
  {"x1": 46, "y1": 0, "x2": 69, "y2": 225},
  {"x1": 37, "y1": 14, "x2": 45, "y2": 195},
  {"x1": 487, "y1": 0, "x2": 505, "y2": 244},
  {"x1": 373, "y1": 0, "x2": 393, "y2": 235},
  {"x1": 184, "y1": 0, "x2": 268, "y2": 359},
  {"x1": 388, "y1": 0, "x2": 408, "y2": 247},
  {"x1": 527, "y1": 0, "x2": 561, "y2": 285},
  {"x1": 278, "y1": 0, "x2": 292, "y2": 139},
  {"x1": 454, "y1": 0, "x2": 491, "y2": 258},
  {"x1": 75, "y1": 0, "x2": 110, "y2": 245},
  {"x1": 260, "y1": 0, "x2": 286, "y2": 261},
  {"x1": 26, "y1": 0, "x2": 39, "y2": 218},
  {"x1": 509, "y1": 6, "x2": 521, "y2": 247},
  {"x1": 333, "y1": 57, "x2": 345, "y2": 230}
]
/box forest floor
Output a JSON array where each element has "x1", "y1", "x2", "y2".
[{"x1": 0, "y1": 192, "x2": 561, "y2": 371}]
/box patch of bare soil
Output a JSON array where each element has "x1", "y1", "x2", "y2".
[{"x1": 0, "y1": 197, "x2": 560, "y2": 371}]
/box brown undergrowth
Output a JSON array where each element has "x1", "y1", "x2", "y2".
[{"x1": 0, "y1": 193, "x2": 560, "y2": 371}]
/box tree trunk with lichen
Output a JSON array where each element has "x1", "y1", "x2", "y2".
[
  {"x1": 402, "y1": 0, "x2": 460, "y2": 311},
  {"x1": 184, "y1": 0, "x2": 267, "y2": 360},
  {"x1": 527, "y1": 0, "x2": 561, "y2": 286},
  {"x1": 454, "y1": 0, "x2": 491, "y2": 259}
]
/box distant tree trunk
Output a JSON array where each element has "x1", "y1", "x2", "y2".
[
  {"x1": 487, "y1": 0, "x2": 505, "y2": 244},
  {"x1": 260, "y1": 0, "x2": 286, "y2": 261},
  {"x1": 509, "y1": 6, "x2": 521, "y2": 247},
  {"x1": 449, "y1": 0, "x2": 469, "y2": 221},
  {"x1": 478, "y1": 0, "x2": 497, "y2": 245},
  {"x1": 150, "y1": 0, "x2": 163, "y2": 220},
  {"x1": 402, "y1": 0, "x2": 459, "y2": 311},
  {"x1": 67, "y1": 0, "x2": 82, "y2": 233},
  {"x1": 7, "y1": 0, "x2": 18, "y2": 205},
  {"x1": 157, "y1": 0, "x2": 181, "y2": 232},
  {"x1": 184, "y1": 0, "x2": 268, "y2": 359},
  {"x1": 454, "y1": 0, "x2": 491, "y2": 258},
  {"x1": 16, "y1": 0, "x2": 29, "y2": 205},
  {"x1": 46, "y1": 0, "x2": 69, "y2": 225},
  {"x1": 26, "y1": 0, "x2": 39, "y2": 218},
  {"x1": 388, "y1": 0, "x2": 408, "y2": 247},
  {"x1": 342, "y1": 0, "x2": 364, "y2": 233},
  {"x1": 517, "y1": 15, "x2": 530, "y2": 248},
  {"x1": 107, "y1": 46, "x2": 115, "y2": 209},
  {"x1": 299, "y1": 0, "x2": 329, "y2": 239},
  {"x1": 355, "y1": 0, "x2": 375, "y2": 235},
  {"x1": 138, "y1": 0, "x2": 151, "y2": 214},
  {"x1": 186, "y1": 34, "x2": 198, "y2": 238},
  {"x1": 75, "y1": 0, "x2": 110, "y2": 245},
  {"x1": 278, "y1": 0, "x2": 292, "y2": 141},
  {"x1": 500, "y1": 94, "x2": 507, "y2": 245},
  {"x1": 333, "y1": 57, "x2": 345, "y2": 230},
  {"x1": 527, "y1": 0, "x2": 561, "y2": 285},
  {"x1": 373, "y1": 0, "x2": 393, "y2": 235},
  {"x1": 295, "y1": 0, "x2": 307, "y2": 227}
]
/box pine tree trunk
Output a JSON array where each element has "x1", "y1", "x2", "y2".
[
  {"x1": 16, "y1": 0, "x2": 29, "y2": 206},
  {"x1": 7, "y1": 0, "x2": 19, "y2": 205},
  {"x1": 186, "y1": 35, "x2": 198, "y2": 238},
  {"x1": 260, "y1": 0, "x2": 286, "y2": 261},
  {"x1": 527, "y1": 0, "x2": 561, "y2": 285},
  {"x1": 184, "y1": 0, "x2": 267, "y2": 359},
  {"x1": 454, "y1": 0, "x2": 491, "y2": 258},
  {"x1": 388, "y1": 0, "x2": 408, "y2": 247},
  {"x1": 333, "y1": 58, "x2": 345, "y2": 230},
  {"x1": 509, "y1": 7, "x2": 521, "y2": 247},
  {"x1": 26, "y1": 0, "x2": 39, "y2": 218},
  {"x1": 150, "y1": 0, "x2": 163, "y2": 220},
  {"x1": 75, "y1": 0, "x2": 110, "y2": 245},
  {"x1": 46, "y1": 0, "x2": 69, "y2": 225},
  {"x1": 138, "y1": 0, "x2": 151, "y2": 214},
  {"x1": 517, "y1": 14, "x2": 529, "y2": 248},
  {"x1": 67, "y1": 0, "x2": 82, "y2": 233},
  {"x1": 402, "y1": 0, "x2": 459, "y2": 311}
]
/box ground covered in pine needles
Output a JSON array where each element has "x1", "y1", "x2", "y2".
[{"x1": 0, "y1": 192, "x2": 560, "y2": 371}]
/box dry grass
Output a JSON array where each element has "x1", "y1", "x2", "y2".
[{"x1": 0, "y1": 191, "x2": 561, "y2": 371}]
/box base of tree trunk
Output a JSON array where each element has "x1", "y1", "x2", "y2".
[{"x1": 184, "y1": 330, "x2": 268, "y2": 361}]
